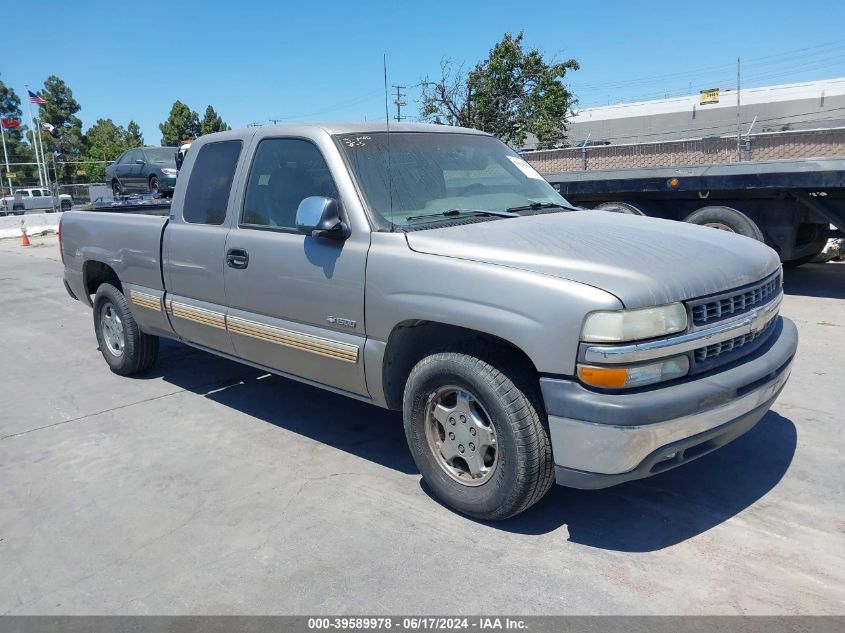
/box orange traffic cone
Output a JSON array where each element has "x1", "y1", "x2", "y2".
[{"x1": 21, "y1": 228, "x2": 30, "y2": 247}]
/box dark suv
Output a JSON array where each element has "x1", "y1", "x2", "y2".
[{"x1": 106, "y1": 147, "x2": 178, "y2": 196}]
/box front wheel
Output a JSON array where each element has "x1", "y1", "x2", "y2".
[
  {"x1": 93, "y1": 282, "x2": 159, "y2": 375},
  {"x1": 112, "y1": 180, "x2": 122, "y2": 197},
  {"x1": 403, "y1": 349, "x2": 554, "y2": 520},
  {"x1": 149, "y1": 176, "x2": 160, "y2": 194}
]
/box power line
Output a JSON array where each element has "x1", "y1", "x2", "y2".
[{"x1": 572, "y1": 39, "x2": 845, "y2": 105}]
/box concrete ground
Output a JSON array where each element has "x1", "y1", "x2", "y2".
[{"x1": 0, "y1": 233, "x2": 843, "y2": 615}]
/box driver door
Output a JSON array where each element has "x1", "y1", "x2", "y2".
[{"x1": 223, "y1": 136, "x2": 369, "y2": 396}]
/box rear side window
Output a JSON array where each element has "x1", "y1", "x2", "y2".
[{"x1": 183, "y1": 140, "x2": 242, "y2": 225}]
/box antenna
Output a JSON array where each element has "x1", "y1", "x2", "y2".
[{"x1": 384, "y1": 54, "x2": 394, "y2": 232}]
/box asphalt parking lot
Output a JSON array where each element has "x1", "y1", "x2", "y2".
[{"x1": 0, "y1": 233, "x2": 843, "y2": 615}]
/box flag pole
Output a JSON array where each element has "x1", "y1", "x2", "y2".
[
  {"x1": 35, "y1": 118, "x2": 49, "y2": 189},
  {"x1": 0, "y1": 121, "x2": 13, "y2": 196},
  {"x1": 24, "y1": 84, "x2": 45, "y2": 188},
  {"x1": 24, "y1": 84, "x2": 44, "y2": 187}
]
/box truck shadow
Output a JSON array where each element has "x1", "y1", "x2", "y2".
[
  {"x1": 147, "y1": 340, "x2": 796, "y2": 552},
  {"x1": 470, "y1": 410, "x2": 797, "y2": 550},
  {"x1": 782, "y1": 261, "x2": 845, "y2": 299}
]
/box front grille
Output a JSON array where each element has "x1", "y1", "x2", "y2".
[
  {"x1": 690, "y1": 273, "x2": 780, "y2": 326},
  {"x1": 694, "y1": 318, "x2": 775, "y2": 362}
]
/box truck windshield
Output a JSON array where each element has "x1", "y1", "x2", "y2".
[
  {"x1": 335, "y1": 132, "x2": 573, "y2": 229},
  {"x1": 145, "y1": 148, "x2": 177, "y2": 165}
]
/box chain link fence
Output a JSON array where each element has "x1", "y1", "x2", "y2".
[{"x1": 1, "y1": 160, "x2": 114, "y2": 204}]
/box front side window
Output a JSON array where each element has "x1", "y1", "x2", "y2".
[
  {"x1": 183, "y1": 140, "x2": 242, "y2": 225},
  {"x1": 145, "y1": 147, "x2": 177, "y2": 165},
  {"x1": 335, "y1": 132, "x2": 571, "y2": 230},
  {"x1": 117, "y1": 151, "x2": 132, "y2": 165},
  {"x1": 241, "y1": 138, "x2": 338, "y2": 230}
]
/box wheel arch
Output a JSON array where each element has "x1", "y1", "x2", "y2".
[
  {"x1": 83, "y1": 260, "x2": 121, "y2": 300},
  {"x1": 380, "y1": 320, "x2": 539, "y2": 411}
]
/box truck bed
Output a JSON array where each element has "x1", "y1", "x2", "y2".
[{"x1": 61, "y1": 211, "x2": 169, "y2": 299}]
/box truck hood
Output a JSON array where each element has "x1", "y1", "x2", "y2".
[{"x1": 405, "y1": 211, "x2": 781, "y2": 308}]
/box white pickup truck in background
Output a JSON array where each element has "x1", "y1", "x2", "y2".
[{"x1": 1, "y1": 188, "x2": 73, "y2": 215}]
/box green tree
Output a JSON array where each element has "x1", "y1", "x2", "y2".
[
  {"x1": 0, "y1": 79, "x2": 37, "y2": 186},
  {"x1": 84, "y1": 118, "x2": 140, "y2": 182},
  {"x1": 420, "y1": 32, "x2": 579, "y2": 148},
  {"x1": 37, "y1": 75, "x2": 87, "y2": 179},
  {"x1": 127, "y1": 120, "x2": 144, "y2": 146},
  {"x1": 199, "y1": 105, "x2": 230, "y2": 136},
  {"x1": 159, "y1": 101, "x2": 199, "y2": 146}
]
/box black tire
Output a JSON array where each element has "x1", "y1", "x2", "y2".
[
  {"x1": 684, "y1": 206, "x2": 765, "y2": 242},
  {"x1": 593, "y1": 201, "x2": 646, "y2": 215},
  {"x1": 112, "y1": 180, "x2": 122, "y2": 197},
  {"x1": 403, "y1": 348, "x2": 554, "y2": 520},
  {"x1": 93, "y1": 282, "x2": 159, "y2": 375},
  {"x1": 60, "y1": 199, "x2": 71, "y2": 211},
  {"x1": 149, "y1": 176, "x2": 159, "y2": 194}
]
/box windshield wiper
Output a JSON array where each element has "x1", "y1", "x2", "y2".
[
  {"x1": 406, "y1": 208, "x2": 519, "y2": 222},
  {"x1": 506, "y1": 201, "x2": 579, "y2": 213}
]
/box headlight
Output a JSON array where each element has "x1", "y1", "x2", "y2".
[
  {"x1": 161, "y1": 168, "x2": 177, "y2": 176},
  {"x1": 578, "y1": 356, "x2": 689, "y2": 389},
  {"x1": 582, "y1": 303, "x2": 687, "y2": 343}
]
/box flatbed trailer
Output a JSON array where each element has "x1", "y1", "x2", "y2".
[{"x1": 540, "y1": 158, "x2": 845, "y2": 266}]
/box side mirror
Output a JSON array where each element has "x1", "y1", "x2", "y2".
[{"x1": 295, "y1": 196, "x2": 349, "y2": 240}]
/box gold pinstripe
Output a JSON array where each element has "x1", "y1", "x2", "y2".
[
  {"x1": 130, "y1": 290, "x2": 162, "y2": 312},
  {"x1": 227, "y1": 315, "x2": 359, "y2": 363},
  {"x1": 165, "y1": 299, "x2": 226, "y2": 329},
  {"x1": 163, "y1": 299, "x2": 359, "y2": 362}
]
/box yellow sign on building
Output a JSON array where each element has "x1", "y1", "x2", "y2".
[
  {"x1": 700, "y1": 88, "x2": 720, "y2": 105},
  {"x1": 5, "y1": 172, "x2": 15, "y2": 179}
]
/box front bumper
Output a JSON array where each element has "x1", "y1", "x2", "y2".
[
  {"x1": 541, "y1": 316, "x2": 798, "y2": 489},
  {"x1": 159, "y1": 175, "x2": 177, "y2": 192}
]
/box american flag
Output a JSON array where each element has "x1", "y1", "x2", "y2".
[{"x1": 28, "y1": 90, "x2": 47, "y2": 105}]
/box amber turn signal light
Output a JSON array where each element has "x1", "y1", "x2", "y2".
[{"x1": 577, "y1": 365, "x2": 629, "y2": 388}]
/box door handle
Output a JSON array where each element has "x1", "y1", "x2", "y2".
[{"x1": 226, "y1": 248, "x2": 249, "y2": 269}]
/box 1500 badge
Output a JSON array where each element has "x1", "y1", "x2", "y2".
[{"x1": 327, "y1": 316, "x2": 357, "y2": 328}]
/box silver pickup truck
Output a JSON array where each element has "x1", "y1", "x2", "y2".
[
  {"x1": 61, "y1": 123, "x2": 798, "y2": 519},
  {"x1": 2, "y1": 187, "x2": 73, "y2": 215}
]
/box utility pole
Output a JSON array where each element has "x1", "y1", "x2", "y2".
[
  {"x1": 392, "y1": 85, "x2": 406, "y2": 122},
  {"x1": 736, "y1": 56, "x2": 741, "y2": 163}
]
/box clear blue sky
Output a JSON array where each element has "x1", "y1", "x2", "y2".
[{"x1": 4, "y1": 0, "x2": 845, "y2": 144}]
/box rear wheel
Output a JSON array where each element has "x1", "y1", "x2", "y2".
[
  {"x1": 593, "y1": 201, "x2": 646, "y2": 215},
  {"x1": 684, "y1": 205, "x2": 765, "y2": 242},
  {"x1": 93, "y1": 282, "x2": 159, "y2": 375},
  {"x1": 403, "y1": 347, "x2": 554, "y2": 520}
]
